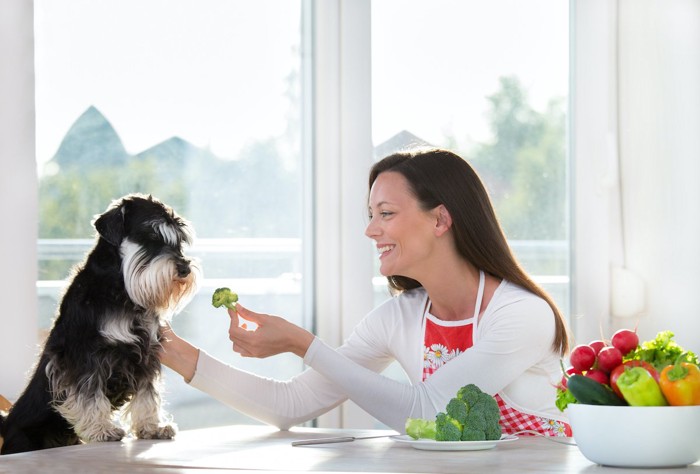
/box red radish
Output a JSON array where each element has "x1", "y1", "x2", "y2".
[
  {"x1": 609, "y1": 360, "x2": 659, "y2": 398},
  {"x1": 597, "y1": 346, "x2": 623, "y2": 373},
  {"x1": 560, "y1": 367, "x2": 581, "y2": 389},
  {"x1": 569, "y1": 344, "x2": 596, "y2": 372},
  {"x1": 585, "y1": 368, "x2": 609, "y2": 385},
  {"x1": 611, "y1": 328, "x2": 639, "y2": 356},
  {"x1": 588, "y1": 340, "x2": 606, "y2": 355}
]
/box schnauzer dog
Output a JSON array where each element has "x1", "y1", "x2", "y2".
[{"x1": 0, "y1": 194, "x2": 200, "y2": 454}]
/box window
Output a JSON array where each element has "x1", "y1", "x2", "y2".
[
  {"x1": 34, "y1": 0, "x2": 309, "y2": 429},
  {"x1": 33, "y1": 0, "x2": 570, "y2": 431},
  {"x1": 371, "y1": 0, "x2": 570, "y2": 313},
  {"x1": 359, "y1": 1, "x2": 570, "y2": 428}
]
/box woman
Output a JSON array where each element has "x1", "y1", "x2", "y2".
[{"x1": 161, "y1": 147, "x2": 572, "y2": 436}]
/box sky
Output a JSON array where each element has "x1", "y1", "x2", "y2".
[
  {"x1": 34, "y1": 0, "x2": 300, "y2": 163},
  {"x1": 371, "y1": 0, "x2": 569, "y2": 149},
  {"x1": 33, "y1": 0, "x2": 569, "y2": 165}
]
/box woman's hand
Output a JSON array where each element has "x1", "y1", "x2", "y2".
[
  {"x1": 228, "y1": 304, "x2": 314, "y2": 359},
  {"x1": 159, "y1": 322, "x2": 199, "y2": 382}
]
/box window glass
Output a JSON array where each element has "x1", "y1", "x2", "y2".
[
  {"x1": 34, "y1": 0, "x2": 307, "y2": 429},
  {"x1": 371, "y1": 0, "x2": 570, "y2": 314}
]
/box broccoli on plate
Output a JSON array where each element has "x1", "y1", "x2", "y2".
[
  {"x1": 405, "y1": 418, "x2": 437, "y2": 440},
  {"x1": 405, "y1": 384, "x2": 502, "y2": 442}
]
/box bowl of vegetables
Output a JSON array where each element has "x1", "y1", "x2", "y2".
[{"x1": 557, "y1": 330, "x2": 700, "y2": 468}]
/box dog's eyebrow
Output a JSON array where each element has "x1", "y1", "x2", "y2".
[{"x1": 154, "y1": 221, "x2": 180, "y2": 246}]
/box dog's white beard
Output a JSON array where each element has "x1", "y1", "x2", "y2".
[{"x1": 120, "y1": 240, "x2": 200, "y2": 317}]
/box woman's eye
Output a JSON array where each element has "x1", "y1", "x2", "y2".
[{"x1": 368, "y1": 210, "x2": 393, "y2": 220}]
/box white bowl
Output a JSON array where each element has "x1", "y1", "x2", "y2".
[{"x1": 567, "y1": 404, "x2": 700, "y2": 468}]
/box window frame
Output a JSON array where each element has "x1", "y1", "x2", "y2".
[{"x1": 312, "y1": 0, "x2": 376, "y2": 428}]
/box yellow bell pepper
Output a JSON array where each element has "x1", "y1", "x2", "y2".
[{"x1": 659, "y1": 358, "x2": 700, "y2": 406}]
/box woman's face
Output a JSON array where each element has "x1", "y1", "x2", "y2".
[{"x1": 365, "y1": 171, "x2": 440, "y2": 279}]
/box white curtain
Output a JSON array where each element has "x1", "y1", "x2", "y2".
[
  {"x1": 614, "y1": 0, "x2": 700, "y2": 349},
  {"x1": 0, "y1": 0, "x2": 39, "y2": 399}
]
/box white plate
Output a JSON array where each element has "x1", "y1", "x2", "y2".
[{"x1": 391, "y1": 434, "x2": 518, "y2": 451}]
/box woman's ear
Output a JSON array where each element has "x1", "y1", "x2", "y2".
[{"x1": 434, "y1": 204, "x2": 452, "y2": 236}]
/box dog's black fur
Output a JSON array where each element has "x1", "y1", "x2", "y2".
[{"x1": 0, "y1": 194, "x2": 200, "y2": 455}]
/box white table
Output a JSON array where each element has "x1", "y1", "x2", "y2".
[{"x1": 1, "y1": 425, "x2": 699, "y2": 473}]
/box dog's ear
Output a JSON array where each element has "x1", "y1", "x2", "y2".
[{"x1": 93, "y1": 204, "x2": 125, "y2": 246}]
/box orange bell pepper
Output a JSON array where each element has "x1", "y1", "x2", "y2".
[{"x1": 658, "y1": 355, "x2": 700, "y2": 406}]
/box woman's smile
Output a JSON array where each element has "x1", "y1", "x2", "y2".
[{"x1": 377, "y1": 244, "x2": 395, "y2": 259}]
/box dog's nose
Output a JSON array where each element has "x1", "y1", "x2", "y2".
[{"x1": 176, "y1": 261, "x2": 191, "y2": 278}]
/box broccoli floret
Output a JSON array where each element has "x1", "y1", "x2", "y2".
[
  {"x1": 461, "y1": 427, "x2": 486, "y2": 441},
  {"x1": 484, "y1": 423, "x2": 502, "y2": 441},
  {"x1": 462, "y1": 388, "x2": 501, "y2": 441},
  {"x1": 456, "y1": 384, "x2": 502, "y2": 441},
  {"x1": 435, "y1": 412, "x2": 463, "y2": 441},
  {"x1": 405, "y1": 418, "x2": 437, "y2": 440},
  {"x1": 457, "y1": 384, "x2": 482, "y2": 408},
  {"x1": 465, "y1": 410, "x2": 489, "y2": 432},
  {"x1": 212, "y1": 287, "x2": 238, "y2": 310},
  {"x1": 445, "y1": 398, "x2": 468, "y2": 425}
]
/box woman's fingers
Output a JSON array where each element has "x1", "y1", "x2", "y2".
[
  {"x1": 233, "y1": 303, "x2": 266, "y2": 324},
  {"x1": 224, "y1": 303, "x2": 312, "y2": 359},
  {"x1": 226, "y1": 305, "x2": 262, "y2": 357},
  {"x1": 227, "y1": 304, "x2": 257, "y2": 333},
  {"x1": 228, "y1": 310, "x2": 247, "y2": 340},
  {"x1": 227, "y1": 307, "x2": 240, "y2": 326}
]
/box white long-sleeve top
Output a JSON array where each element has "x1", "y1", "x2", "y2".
[{"x1": 189, "y1": 280, "x2": 568, "y2": 432}]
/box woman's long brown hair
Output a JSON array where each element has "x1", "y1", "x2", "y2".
[{"x1": 369, "y1": 148, "x2": 570, "y2": 355}]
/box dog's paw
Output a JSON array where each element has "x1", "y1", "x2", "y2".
[
  {"x1": 136, "y1": 423, "x2": 177, "y2": 440},
  {"x1": 88, "y1": 426, "x2": 126, "y2": 442}
]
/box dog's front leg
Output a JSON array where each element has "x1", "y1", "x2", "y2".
[
  {"x1": 125, "y1": 380, "x2": 176, "y2": 440},
  {"x1": 57, "y1": 390, "x2": 126, "y2": 443}
]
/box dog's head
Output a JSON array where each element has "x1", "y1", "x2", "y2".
[{"x1": 93, "y1": 194, "x2": 201, "y2": 316}]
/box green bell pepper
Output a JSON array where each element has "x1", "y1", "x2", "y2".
[{"x1": 616, "y1": 366, "x2": 668, "y2": 406}]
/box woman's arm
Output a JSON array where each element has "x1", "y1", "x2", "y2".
[
  {"x1": 218, "y1": 297, "x2": 542, "y2": 432},
  {"x1": 205, "y1": 296, "x2": 548, "y2": 432},
  {"x1": 160, "y1": 324, "x2": 200, "y2": 382},
  {"x1": 303, "y1": 294, "x2": 557, "y2": 431},
  {"x1": 160, "y1": 321, "x2": 350, "y2": 429},
  {"x1": 162, "y1": 290, "x2": 555, "y2": 432},
  {"x1": 159, "y1": 309, "x2": 393, "y2": 429}
]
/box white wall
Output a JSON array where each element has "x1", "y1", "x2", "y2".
[
  {"x1": 572, "y1": 0, "x2": 700, "y2": 352},
  {"x1": 0, "y1": 0, "x2": 39, "y2": 400},
  {"x1": 613, "y1": 0, "x2": 700, "y2": 350}
]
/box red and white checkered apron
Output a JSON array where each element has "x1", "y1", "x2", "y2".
[{"x1": 422, "y1": 315, "x2": 572, "y2": 437}]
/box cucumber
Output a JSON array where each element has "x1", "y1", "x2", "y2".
[{"x1": 567, "y1": 374, "x2": 627, "y2": 406}]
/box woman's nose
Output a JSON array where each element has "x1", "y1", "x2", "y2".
[{"x1": 364, "y1": 218, "x2": 378, "y2": 239}]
